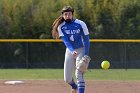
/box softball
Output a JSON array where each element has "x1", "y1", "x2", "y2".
[{"x1": 101, "y1": 60, "x2": 110, "y2": 69}]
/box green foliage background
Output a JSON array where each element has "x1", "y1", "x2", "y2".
[{"x1": 0, "y1": 0, "x2": 140, "y2": 39}]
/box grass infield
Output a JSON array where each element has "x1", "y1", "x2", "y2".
[{"x1": 0, "y1": 69, "x2": 140, "y2": 80}]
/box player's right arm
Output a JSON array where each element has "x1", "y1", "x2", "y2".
[
  {"x1": 61, "y1": 36, "x2": 78, "y2": 57},
  {"x1": 61, "y1": 36, "x2": 74, "y2": 52},
  {"x1": 58, "y1": 23, "x2": 77, "y2": 57}
]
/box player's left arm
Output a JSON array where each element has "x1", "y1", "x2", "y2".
[
  {"x1": 76, "y1": 21, "x2": 91, "y2": 73},
  {"x1": 82, "y1": 35, "x2": 90, "y2": 55},
  {"x1": 80, "y1": 20, "x2": 90, "y2": 55},
  {"x1": 76, "y1": 35, "x2": 90, "y2": 73}
]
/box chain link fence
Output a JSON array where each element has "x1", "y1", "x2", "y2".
[{"x1": 0, "y1": 40, "x2": 140, "y2": 69}]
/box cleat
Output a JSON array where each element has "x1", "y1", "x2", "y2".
[{"x1": 71, "y1": 89, "x2": 77, "y2": 93}]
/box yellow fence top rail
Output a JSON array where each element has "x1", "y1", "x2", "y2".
[{"x1": 0, "y1": 39, "x2": 140, "y2": 43}]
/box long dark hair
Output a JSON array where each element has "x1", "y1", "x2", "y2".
[
  {"x1": 51, "y1": 16, "x2": 64, "y2": 39},
  {"x1": 51, "y1": 6, "x2": 74, "y2": 39}
]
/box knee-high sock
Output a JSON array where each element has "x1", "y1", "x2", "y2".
[
  {"x1": 69, "y1": 79, "x2": 77, "y2": 89},
  {"x1": 78, "y1": 81, "x2": 85, "y2": 93}
]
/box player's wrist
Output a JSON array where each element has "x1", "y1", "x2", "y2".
[{"x1": 72, "y1": 51, "x2": 77, "y2": 54}]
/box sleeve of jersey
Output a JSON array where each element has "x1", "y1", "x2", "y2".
[
  {"x1": 80, "y1": 20, "x2": 89, "y2": 35},
  {"x1": 57, "y1": 25, "x2": 74, "y2": 53},
  {"x1": 61, "y1": 36, "x2": 74, "y2": 53},
  {"x1": 80, "y1": 20, "x2": 90, "y2": 55},
  {"x1": 83, "y1": 35, "x2": 90, "y2": 55},
  {"x1": 57, "y1": 25, "x2": 64, "y2": 37}
]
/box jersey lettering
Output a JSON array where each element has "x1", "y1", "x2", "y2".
[
  {"x1": 65, "y1": 29, "x2": 80, "y2": 35},
  {"x1": 70, "y1": 35, "x2": 74, "y2": 41},
  {"x1": 65, "y1": 30, "x2": 70, "y2": 34}
]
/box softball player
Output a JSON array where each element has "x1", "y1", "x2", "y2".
[{"x1": 52, "y1": 6, "x2": 90, "y2": 93}]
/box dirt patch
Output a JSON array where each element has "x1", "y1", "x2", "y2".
[{"x1": 0, "y1": 80, "x2": 140, "y2": 93}]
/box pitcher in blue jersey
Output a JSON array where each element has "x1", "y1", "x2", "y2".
[{"x1": 52, "y1": 6, "x2": 90, "y2": 93}]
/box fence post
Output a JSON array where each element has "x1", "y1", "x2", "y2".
[
  {"x1": 124, "y1": 43, "x2": 127, "y2": 70},
  {"x1": 26, "y1": 42, "x2": 29, "y2": 68}
]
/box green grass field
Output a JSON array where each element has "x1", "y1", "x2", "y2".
[{"x1": 0, "y1": 69, "x2": 140, "y2": 80}]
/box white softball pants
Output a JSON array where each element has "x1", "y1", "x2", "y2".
[{"x1": 64, "y1": 47, "x2": 85, "y2": 83}]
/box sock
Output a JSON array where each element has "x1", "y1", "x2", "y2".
[
  {"x1": 70, "y1": 80, "x2": 77, "y2": 89},
  {"x1": 78, "y1": 81, "x2": 85, "y2": 93}
]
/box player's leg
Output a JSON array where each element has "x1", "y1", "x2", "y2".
[
  {"x1": 64, "y1": 48, "x2": 77, "y2": 91},
  {"x1": 75, "y1": 47, "x2": 85, "y2": 93},
  {"x1": 75, "y1": 70, "x2": 85, "y2": 93}
]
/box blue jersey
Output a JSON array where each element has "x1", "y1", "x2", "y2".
[{"x1": 58, "y1": 19, "x2": 90, "y2": 55}]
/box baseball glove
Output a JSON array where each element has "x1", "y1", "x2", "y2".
[{"x1": 76, "y1": 55, "x2": 91, "y2": 73}]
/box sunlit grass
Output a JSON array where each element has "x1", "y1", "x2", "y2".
[
  {"x1": 0, "y1": 69, "x2": 140, "y2": 80},
  {"x1": 85, "y1": 69, "x2": 140, "y2": 80}
]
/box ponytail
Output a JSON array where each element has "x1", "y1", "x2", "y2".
[{"x1": 52, "y1": 16, "x2": 64, "y2": 39}]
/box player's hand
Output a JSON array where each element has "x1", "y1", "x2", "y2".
[{"x1": 72, "y1": 51, "x2": 78, "y2": 58}]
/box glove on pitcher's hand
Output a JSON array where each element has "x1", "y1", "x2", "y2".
[{"x1": 76, "y1": 55, "x2": 91, "y2": 73}]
